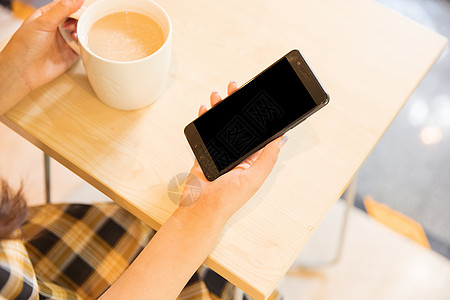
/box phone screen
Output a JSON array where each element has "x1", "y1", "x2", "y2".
[{"x1": 193, "y1": 57, "x2": 317, "y2": 172}]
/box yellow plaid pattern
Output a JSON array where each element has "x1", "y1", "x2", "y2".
[
  {"x1": 22, "y1": 203, "x2": 155, "y2": 299},
  {"x1": 0, "y1": 229, "x2": 38, "y2": 300}
]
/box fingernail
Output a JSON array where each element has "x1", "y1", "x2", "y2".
[
  {"x1": 211, "y1": 90, "x2": 218, "y2": 94},
  {"x1": 279, "y1": 135, "x2": 289, "y2": 147},
  {"x1": 230, "y1": 80, "x2": 237, "y2": 85}
]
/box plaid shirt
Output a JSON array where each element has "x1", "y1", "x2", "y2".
[
  {"x1": 0, "y1": 228, "x2": 82, "y2": 300},
  {"x1": 0, "y1": 203, "x2": 280, "y2": 300}
]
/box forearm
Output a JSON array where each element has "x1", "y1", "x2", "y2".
[
  {"x1": 99, "y1": 205, "x2": 229, "y2": 300},
  {"x1": 0, "y1": 50, "x2": 30, "y2": 116}
]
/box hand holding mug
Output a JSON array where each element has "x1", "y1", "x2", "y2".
[
  {"x1": 58, "y1": 0, "x2": 172, "y2": 110},
  {"x1": 0, "y1": 0, "x2": 84, "y2": 115},
  {"x1": 1, "y1": 0, "x2": 84, "y2": 92}
]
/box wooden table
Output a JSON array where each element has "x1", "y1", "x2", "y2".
[{"x1": 1, "y1": 0, "x2": 447, "y2": 298}]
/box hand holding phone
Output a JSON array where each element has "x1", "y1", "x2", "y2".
[
  {"x1": 185, "y1": 50, "x2": 329, "y2": 181},
  {"x1": 180, "y1": 84, "x2": 286, "y2": 219}
]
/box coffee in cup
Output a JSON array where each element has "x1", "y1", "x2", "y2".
[
  {"x1": 88, "y1": 11, "x2": 165, "y2": 62},
  {"x1": 59, "y1": 0, "x2": 172, "y2": 111}
]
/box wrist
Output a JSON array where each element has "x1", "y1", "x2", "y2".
[{"x1": 172, "y1": 201, "x2": 230, "y2": 231}]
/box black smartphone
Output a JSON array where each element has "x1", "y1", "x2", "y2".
[{"x1": 184, "y1": 49, "x2": 329, "y2": 181}]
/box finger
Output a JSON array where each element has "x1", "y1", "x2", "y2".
[
  {"x1": 227, "y1": 81, "x2": 238, "y2": 96},
  {"x1": 244, "y1": 136, "x2": 287, "y2": 185},
  {"x1": 235, "y1": 161, "x2": 252, "y2": 171},
  {"x1": 247, "y1": 149, "x2": 263, "y2": 164},
  {"x1": 198, "y1": 104, "x2": 207, "y2": 117},
  {"x1": 36, "y1": 0, "x2": 84, "y2": 29},
  {"x1": 235, "y1": 149, "x2": 263, "y2": 170},
  {"x1": 55, "y1": 32, "x2": 79, "y2": 64},
  {"x1": 210, "y1": 91, "x2": 222, "y2": 107},
  {"x1": 62, "y1": 17, "x2": 77, "y2": 31},
  {"x1": 61, "y1": 18, "x2": 78, "y2": 40}
]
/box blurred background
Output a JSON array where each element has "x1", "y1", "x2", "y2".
[{"x1": 356, "y1": 0, "x2": 450, "y2": 260}]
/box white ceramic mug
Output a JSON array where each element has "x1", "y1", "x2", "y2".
[{"x1": 59, "y1": 0, "x2": 172, "y2": 110}]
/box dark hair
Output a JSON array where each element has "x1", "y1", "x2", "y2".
[
  {"x1": 0, "y1": 180, "x2": 27, "y2": 239},
  {"x1": 0, "y1": 0, "x2": 11, "y2": 9}
]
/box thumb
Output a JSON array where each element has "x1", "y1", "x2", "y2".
[
  {"x1": 34, "y1": 0, "x2": 84, "y2": 28},
  {"x1": 244, "y1": 136, "x2": 286, "y2": 186}
]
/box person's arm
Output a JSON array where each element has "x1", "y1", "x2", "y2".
[
  {"x1": 102, "y1": 203, "x2": 228, "y2": 299},
  {"x1": 100, "y1": 85, "x2": 287, "y2": 299},
  {"x1": 0, "y1": 0, "x2": 83, "y2": 116},
  {"x1": 0, "y1": 54, "x2": 30, "y2": 115}
]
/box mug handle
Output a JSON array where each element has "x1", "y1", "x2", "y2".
[{"x1": 57, "y1": 8, "x2": 85, "y2": 55}]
